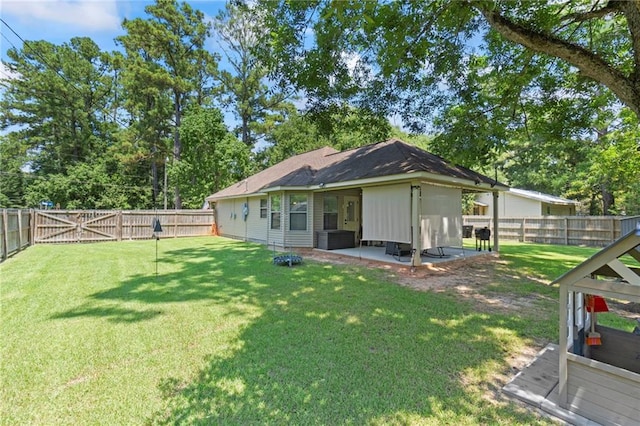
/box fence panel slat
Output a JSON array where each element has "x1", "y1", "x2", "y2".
[
  {"x1": 1, "y1": 210, "x2": 6, "y2": 260},
  {"x1": 32, "y1": 209, "x2": 215, "y2": 243},
  {"x1": 1, "y1": 209, "x2": 636, "y2": 262},
  {"x1": 0, "y1": 209, "x2": 32, "y2": 261},
  {"x1": 463, "y1": 215, "x2": 637, "y2": 247}
]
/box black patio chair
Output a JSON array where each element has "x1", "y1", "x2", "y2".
[{"x1": 385, "y1": 241, "x2": 413, "y2": 261}]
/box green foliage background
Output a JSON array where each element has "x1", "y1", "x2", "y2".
[{"x1": 1, "y1": 0, "x2": 639, "y2": 214}]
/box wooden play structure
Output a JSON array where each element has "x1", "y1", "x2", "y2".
[{"x1": 553, "y1": 229, "x2": 640, "y2": 425}]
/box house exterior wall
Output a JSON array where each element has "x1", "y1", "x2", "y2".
[
  {"x1": 215, "y1": 190, "x2": 342, "y2": 249},
  {"x1": 215, "y1": 198, "x2": 246, "y2": 240},
  {"x1": 266, "y1": 191, "x2": 284, "y2": 248},
  {"x1": 246, "y1": 197, "x2": 268, "y2": 243},
  {"x1": 215, "y1": 196, "x2": 267, "y2": 243},
  {"x1": 477, "y1": 192, "x2": 541, "y2": 217},
  {"x1": 476, "y1": 193, "x2": 577, "y2": 217},
  {"x1": 217, "y1": 185, "x2": 470, "y2": 250},
  {"x1": 313, "y1": 189, "x2": 361, "y2": 247},
  {"x1": 282, "y1": 191, "x2": 314, "y2": 248}
]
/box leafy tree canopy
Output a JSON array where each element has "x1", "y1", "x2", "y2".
[
  {"x1": 171, "y1": 106, "x2": 250, "y2": 208},
  {"x1": 258, "y1": 0, "x2": 639, "y2": 163}
]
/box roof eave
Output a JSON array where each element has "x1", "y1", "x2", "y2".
[
  {"x1": 206, "y1": 170, "x2": 507, "y2": 200},
  {"x1": 206, "y1": 191, "x2": 268, "y2": 202},
  {"x1": 260, "y1": 186, "x2": 313, "y2": 192}
]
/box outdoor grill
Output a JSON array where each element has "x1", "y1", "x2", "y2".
[{"x1": 475, "y1": 227, "x2": 491, "y2": 251}]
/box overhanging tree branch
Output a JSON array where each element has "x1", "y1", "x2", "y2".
[
  {"x1": 475, "y1": 3, "x2": 640, "y2": 117},
  {"x1": 619, "y1": 0, "x2": 640, "y2": 85},
  {"x1": 561, "y1": 0, "x2": 622, "y2": 23}
]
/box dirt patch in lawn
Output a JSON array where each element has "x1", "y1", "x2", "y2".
[
  {"x1": 301, "y1": 249, "x2": 542, "y2": 315},
  {"x1": 301, "y1": 249, "x2": 560, "y2": 416}
]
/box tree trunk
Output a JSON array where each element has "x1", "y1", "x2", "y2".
[
  {"x1": 241, "y1": 112, "x2": 251, "y2": 146},
  {"x1": 601, "y1": 184, "x2": 615, "y2": 215},
  {"x1": 173, "y1": 93, "x2": 182, "y2": 209},
  {"x1": 589, "y1": 194, "x2": 599, "y2": 216},
  {"x1": 151, "y1": 143, "x2": 158, "y2": 208}
]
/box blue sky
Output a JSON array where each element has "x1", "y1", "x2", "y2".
[
  {"x1": 0, "y1": 0, "x2": 243, "y2": 132},
  {"x1": 0, "y1": 0, "x2": 227, "y2": 69}
]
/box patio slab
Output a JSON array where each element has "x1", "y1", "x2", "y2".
[{"x1": 312, "y1": 243, "x2": 494, "y2": 268}]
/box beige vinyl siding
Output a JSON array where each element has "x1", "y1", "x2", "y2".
[
  {"x1": 215, "y1": 199, "x2": 235, "y2": 238},
  {"x1": 245, "y1": 196, "x2": 268, "y2": 243},
  {"x1": 284, "y1": 191, "x2": 314, "y2": 248},
  {"x1": 313, "y1": 193, "x2": 325, "y2": 241},
  {"x1": 476, "y1": 192, "x2": 540, "y2": 217},
  {"x1": 215, "y1": 198, "x2": 247, "y2": 240},
  {"x1": 267, "y1": 191, "x2": 284, "y2": 248},
  {"x1": 506, "y1": 194, "x2": 540, "y2": 217},
  {"x1": 478, "y1": 192, "x2": 577, "y2": 217}
]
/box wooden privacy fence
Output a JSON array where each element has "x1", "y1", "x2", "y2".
[
  {"x1": 33, "y1": 210, "x2": 215, "y2": 243},
  {"x1": 0, "y1": 209, "x2": 31, "y2": 260},
  {"x1": 463, "y1": 215, "x2": 640, "y2": 247}
]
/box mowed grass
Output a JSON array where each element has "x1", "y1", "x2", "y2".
[{"x1": 1, "y1": 238, "x2": 601, "y2": 425}]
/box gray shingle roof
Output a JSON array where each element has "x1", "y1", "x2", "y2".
[{"x1": 206, "y1": 139, "x2": 505, "y2": 200}]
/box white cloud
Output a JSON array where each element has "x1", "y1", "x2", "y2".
[{"x1": 1, "y1": 0, "x2": 121, "y2": 32}]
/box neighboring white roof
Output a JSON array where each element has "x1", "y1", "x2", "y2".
[{"x1": 508, "y1": 188, "x2": 580, "y2": 206}]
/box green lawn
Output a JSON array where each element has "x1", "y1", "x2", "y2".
[{"x1": 0, "y1": 238, "x2": 603, "y2": 424}]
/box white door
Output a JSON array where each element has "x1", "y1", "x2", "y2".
[{"x1": 343, "y1": 196, "x2": 360, "y2": 242}]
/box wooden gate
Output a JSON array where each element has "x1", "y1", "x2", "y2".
[
  {"x1": 33, "y1": 209, "x2": 215, "y2": 243},
  {"x1": 34, "y1": 210, "x2": 120, "y2": 243}
]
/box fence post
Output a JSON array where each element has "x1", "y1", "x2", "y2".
[
  {"x1": 521, "y1": 218, "x2": 526, "y2": 242},
  {"x1": 30, "y1": 209, "x2": 36, "y2": 245},
  {"x1": 116, "y1": 210, "x2": 123, "y2": 241},
  {"x1": 174, "y1": 210, "x2": 178, "y2": 238},
  {"x1": 564, "y1": 217, "x2": 569, "y2": 245},
  {"x1": 1, "y1": 210, "x2": 8, "y2": 260},
  {"x1": 17, "y1": 209, "x2": 23, "y2": 252},
  {"x1": 126, "y1": 211, "x2": 132, "y2": 240}
]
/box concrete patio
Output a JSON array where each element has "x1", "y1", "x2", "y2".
[{"x1": 311, "y1": 243, "x2": 494, "y2": 268}]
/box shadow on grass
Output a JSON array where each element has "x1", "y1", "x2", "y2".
[
  {"x1": 50, "y1": 240, "x2": 268, "y2": 322},
  {"x1": 147, "y1": 278, "x2": 546, "y2": 424},
  {"x1": 51, "y1": 239, "x2": 551, "y2": 423},
  {"x1": 50, "y1": 304, "x2": 164, "y2": 323}
]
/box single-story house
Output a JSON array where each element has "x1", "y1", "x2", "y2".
[
  {"x1": 474, "y1": 188, "x2": 580, "y2": 217},
  {"x1": 205, "y1": 138, "x2": 508, "y2": 266},
  {"x1": 552, "y1": 229, "x2": 640, "y2": 424}
]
